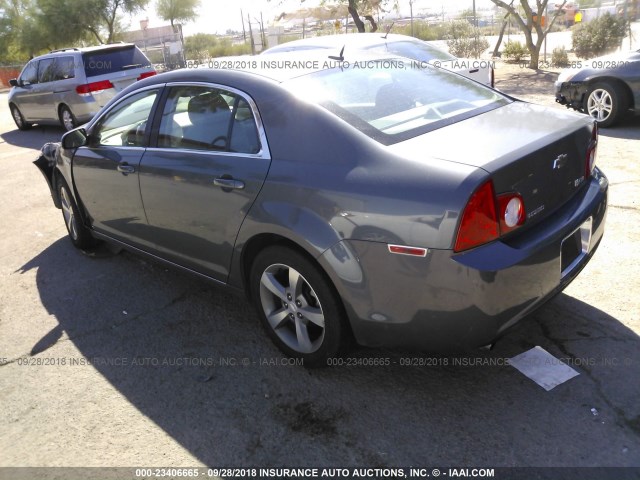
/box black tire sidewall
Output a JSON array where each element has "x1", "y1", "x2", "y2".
[
  {"x1": 58, "y1": 178, "x2": 95, "y2": 250},
  {"x1": 249, "y1": 246, "x2": 348, "y2": 367},
  {"x1": 10, "y1": 105, "x2": 31, "y2": 130},
  {"x1": 59, "y1": 106, "x2": 77, "y2": 131}
]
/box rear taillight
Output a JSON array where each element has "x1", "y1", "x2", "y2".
[
  {"x1": 454, "y1": 180, "x2": 499, "y2": 252},
  {"x1": 76, "y1": 80, "x2": 113, "y2": 95},
  {"x1": 454, "y1": 181, "x2": 527, "y2": 253},
  {"x1": 586, "y1": 123, "x2": 598, "y2": 179},
  {"x1": 137, "y1": 71, "x2": 157, "y2": 81}
]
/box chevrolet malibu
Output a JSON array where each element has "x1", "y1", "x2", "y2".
[{"x1": 35, "y1": 53, "x2": 608, "y2": 366}]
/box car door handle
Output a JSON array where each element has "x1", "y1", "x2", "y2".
[
  {"x1": 117, "y1": 162, "x2": 135, "y2": 175},
  {"x1": 213, "y1": 177, "x2": 245, "y2": 190}
]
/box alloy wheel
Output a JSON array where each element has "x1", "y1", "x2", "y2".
[
  {"x1": 259, "y1": 263, "x2": 325, "y2": 354},
  {"x1": 586, "y1": 88, "x2": 613, "y2": 123}
]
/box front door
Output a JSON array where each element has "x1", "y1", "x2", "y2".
[
  {"x1": 72, "y1": 87, "x2": 161, "y2": 247},
  {"x1": 138, "y1": 84, "x2": 271, "y2": 282}
]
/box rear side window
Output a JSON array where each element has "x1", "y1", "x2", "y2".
[
  {"x1": 37, "y1": 58, "x2": 56, "y2": 83},
  {"x1": 51, "y1": 56, "x2": 76, "y2": 81},
  {"x1": 82, "y1": 46, "x2": 151, "y2": 77}
]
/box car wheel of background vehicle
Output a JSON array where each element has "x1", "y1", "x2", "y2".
[
  {"x1": 10, "y1": 104, "x2": 32, "y2": 130},
  {"x1": 58, "y1": 178, "x2": 96, "y2": 250},
  {"x1": 59, "y1": 105, "x2": 77, "y2": 131},
  {"x1": 249, "y1": 246, "x2": 350, "y2": 367},
  {"x1": 584, "y1": 82, "x2": 628, "y2": 128}
]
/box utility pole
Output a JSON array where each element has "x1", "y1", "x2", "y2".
[{"x1": 410, "y1": 0, "x2": 414, "y2": 37}]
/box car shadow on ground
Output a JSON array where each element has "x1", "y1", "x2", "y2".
[
  {"x1": 0, "y1": 125, "x2": 64, "y2": 150},
  {"x1": 599, "y1": 116, "x2": 640, "y2": 140},
  {"x1": 18, "y1": 238, "x2": 640, "y2": 467}
]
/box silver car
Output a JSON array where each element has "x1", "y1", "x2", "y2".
[
  {"x1": 8, "y1": 43, "x2": 155, "y2": 131},
  {"x1": 262, "y1": 33, "x2": 495, "y2": 87}
]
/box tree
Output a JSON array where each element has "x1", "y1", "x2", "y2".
[
  {"x1": 489, "y1": 0, "x2": 568, "y2": 69},
  {"x1": 445, "y1": 20, "x2": 489, "y2": 58},
  {"x1": 36, "y1": 0, "x2": 150, "y2": 45},
  {"x1": 156, "y1": 0, "x2": 200, "y2": 29},
  {"x1": 572, "y1": 13, "x2": 627, "y2": 58},
  {"x1": 321, "y1": 0, "x2": 393, "y2": 33}
]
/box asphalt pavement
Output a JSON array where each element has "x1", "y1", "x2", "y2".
[{"x1": 0, "y1": 77, "x2": 639, "y2": 477}]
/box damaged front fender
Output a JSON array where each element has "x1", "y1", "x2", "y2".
[{"x1": 33, "y1": 142, "x2": 62, "y2": 209}]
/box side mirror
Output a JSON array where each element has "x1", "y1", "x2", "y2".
[
  {"x1": 9, "y1": 79, "x2": 18, "y2": 87},
  {"x1": 61, "y1": 127, "x2": 88, "y2": 149}
]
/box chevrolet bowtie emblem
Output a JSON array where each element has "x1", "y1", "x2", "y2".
[{"x1": 553, "y1": 154, "x2": 569, "y2": 169}]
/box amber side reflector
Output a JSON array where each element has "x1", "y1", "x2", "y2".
[{"x1": 388, "y1": 245, "x2": 428, "y2": 257}]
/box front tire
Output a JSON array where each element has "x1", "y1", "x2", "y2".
[
  {"x1": 58, "y1": 178, "x2": 96, "y2": 250},
  {"x1": 249, "y1": 246, "x2": 349, "y2": 367},
  {"x1": 10, "y1": 104, "x2": 32, "y2": 130},
  {"x1": 584, "y1": 81, "x2": 628, "y2": 128}
]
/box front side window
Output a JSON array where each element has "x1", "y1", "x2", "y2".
[
  {"x1": 92, "y1": 89, "x2": 158, "y2": 147},
  {"x1": 19, "y1": 61, "x2": 39, "y2": 85},
  {"x1": 158, "y1": 85, "x2": 261, "y2": 154}
]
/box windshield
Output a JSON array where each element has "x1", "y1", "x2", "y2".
[
  {"x1": 371, "y1": 40, "x2": 457, "y2": 62},
  {"x1": 284, "y1": 58, "x2": 508, "y2": 143}
]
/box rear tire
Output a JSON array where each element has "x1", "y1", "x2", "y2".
[
  {"x1": 10, "y1": 104, "x2": 32, "y2": 130},
  {"x1": 58, "y1": 177, "x2": 96, "y2": 250},
  {"x1": 584, "y1": 81, "x2": 628, "y2": 128},
  {"x1": 249, "y1": 246, "x2": 350, "y2": 367},
  {"x1": 59, "y1": 105, "x2": 77, "y2": 131}
]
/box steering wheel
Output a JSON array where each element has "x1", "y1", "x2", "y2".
[{"x1": 211, "y1": 135, "x2": 228, "y2": 149}]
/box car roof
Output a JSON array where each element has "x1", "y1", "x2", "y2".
[
  {"x1": 44, "y1": 43, "x2": 139, "y2": 57},
  {"x1": 262, "y1": 33, "x2": 435, "y2": 53}
]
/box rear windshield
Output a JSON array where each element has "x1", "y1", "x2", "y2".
[
  {"x1": 284, "y1": 59, "x2": 509, "y2": 144},
  {"x1": 83, "y1": 46, "x2": 151, "y2": 77}
]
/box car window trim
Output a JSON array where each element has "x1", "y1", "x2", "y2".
[
  {"x1": 147, "y1": 81, "x2": 271, "y2": 160},
  {"x1": 88, "y1": 84, "x2": 164, "y2": 150}
]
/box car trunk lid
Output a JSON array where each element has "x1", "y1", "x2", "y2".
[{"x1": 388, "y1": 101, "x2": 595, "y2": 227}]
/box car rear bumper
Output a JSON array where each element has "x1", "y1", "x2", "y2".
[
  {"x1": 319, "y1": 169, "x2": 608, "y2": 351},
  {"x1": 555, "y1": 81, "x2": 588, "y2": 111}
]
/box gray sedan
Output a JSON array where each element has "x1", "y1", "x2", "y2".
[{"x1": 35, "y1": 53, "x2": 608, "y2": 366}]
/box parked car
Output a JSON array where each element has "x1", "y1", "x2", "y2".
[
  {"x1": 35, "y1": 53, "x2": 607, "y2": 366},
  {"x1": 555, "y1": 49, "x2": 640, "y2": 127},
  {"x1": 261, "y1": 33, "x2": 495, "y2": 87},
  {"x1": 8, "y1": 43, "x2": 156, "y2": 131}
]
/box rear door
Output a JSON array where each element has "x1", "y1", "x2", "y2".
[
  {"x1": 72, "y1": 87, "x2": 162, "y2": 247},
  {"x1": 138, "y1": 83, "x2": 271, "y2": 282}
]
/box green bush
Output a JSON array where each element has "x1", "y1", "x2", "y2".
[
  {"x1": 502, "y1": 40, "x2": 528, "y2": 62},
  {"x1": 391, "y1": 21, "x2": 446, "y2": 41},
  {"x1": 444, "y1": 20, "x2": 489, "y2": 58},
  {"x1": 572, "y1": 13, "x2": 628, "y2": 59},
  {"x1": 551, "y1": 46, "x2": 569, "y2": 67}
]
